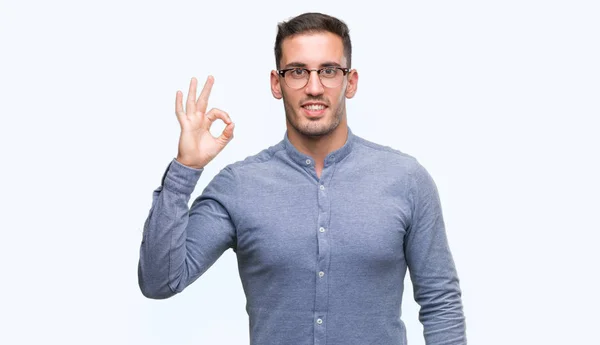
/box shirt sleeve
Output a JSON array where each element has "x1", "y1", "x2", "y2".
[
  {"x1": 138, "y1": 158, "x2": 238, "y2": 299},
  {"x1": 404, "y1": 161, "x2": 467, "y2": 344}
]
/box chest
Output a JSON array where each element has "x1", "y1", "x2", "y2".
[{"x1": 232, "y1": 171, "x2": 411, "y2": 272}]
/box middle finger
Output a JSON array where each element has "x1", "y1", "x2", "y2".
[{"x1": 186, "y1": 77, "x2": 198, "y2": 114}]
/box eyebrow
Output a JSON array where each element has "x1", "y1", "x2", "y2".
[{"x1": 283, "y1": 61, "x2": 343, "y2": 69}]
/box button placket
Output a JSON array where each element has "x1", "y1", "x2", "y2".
[
  {"x1": 314, "y1": 314, "x2": 327, "y2": 345},
  {"x1": 314, "y1": 167, "x2": 333, "y2": 345}
]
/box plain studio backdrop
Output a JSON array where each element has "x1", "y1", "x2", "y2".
[{"x1": 1, "y1": 0, "x2": 598, "y2": 344}]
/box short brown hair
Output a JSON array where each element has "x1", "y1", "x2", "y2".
[{"x1": 274, "y1": 12, "x2": 352, "y2": 70}]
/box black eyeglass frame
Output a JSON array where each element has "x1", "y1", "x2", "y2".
[{"x1": 277, "y1": 67, "x2": 350, "y2": 88}]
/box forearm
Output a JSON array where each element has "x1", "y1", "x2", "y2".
[
  {"x1": 408, "y1": 225, "x2": 466, "y2": 344},
  {"x1": 413, "y1": 267, "x2": 466, "y2": 344},
  {"x1": 138, "y1": 159, "x2": 203, "y2": 299}
]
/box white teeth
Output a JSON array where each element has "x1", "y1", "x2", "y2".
[{"x1": 304, "y1": 104, "x2": 325, "y2": 111}]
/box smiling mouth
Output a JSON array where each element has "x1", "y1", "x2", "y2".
[{"x1": 302, "y1": 104, "x2": 327, "y2": 111}]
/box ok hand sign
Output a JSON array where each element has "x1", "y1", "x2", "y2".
[{"x1": 175, "y1": 76, "x2": 234, "y2": 169}]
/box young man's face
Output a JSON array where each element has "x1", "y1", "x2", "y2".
[{"x1": 271, "y1": 31, "x2": 358, "y2": 138}]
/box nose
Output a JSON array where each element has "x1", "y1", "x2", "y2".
[{"x1": 304, "y1": 70, "x2": 325, "y2": 96}]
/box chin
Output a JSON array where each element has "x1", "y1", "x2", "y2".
[
  {"x1": 284, "y1": 103, "x2": 342, "y2": 138},
  {"x1": 293, "y1": 118, "x2": 340, "y2": 138}
]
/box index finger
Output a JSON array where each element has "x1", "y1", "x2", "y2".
[{"x1": 196, "y1": 75, "x2": 214, "y2": 114}]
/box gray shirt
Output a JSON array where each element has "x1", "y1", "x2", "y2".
[{"x1": 138, "y1": 128, "x2": 467, "y2": 345}]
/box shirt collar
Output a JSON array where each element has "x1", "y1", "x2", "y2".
[{"x1": 283, "y1": 127, "x2": 355, "y2": 166}]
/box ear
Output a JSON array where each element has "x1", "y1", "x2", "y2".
[
  {"x1": 345, "y1": 69, "x2": 359, "y2": 99},
  {"x1": 270, "y1": 70, "x2": 283, "y2": 99}
]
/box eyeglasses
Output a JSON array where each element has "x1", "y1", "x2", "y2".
[{"x1": 277, "y1": 67, "x2": 350, "y2": 89}]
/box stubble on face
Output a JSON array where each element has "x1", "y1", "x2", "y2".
[{"x1": 282, "y1": 90, "x2": 346, "y2": 138}]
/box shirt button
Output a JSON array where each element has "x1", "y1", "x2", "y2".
[
  {"x1": 305, "y1": 159, "x2": 311, "y2": 165},
  {"x1": 318, "y1": 271, "x2": 325, "y2": 277},
  {"x1": 319, "y1": 227, "x2": 325, "y2": 233},
  {"x1": 316, "y1": 318, "x2": 323, "y2": 325},
  {"x1": 319, "y1": 185, "x2": 325, "y2": 190}
]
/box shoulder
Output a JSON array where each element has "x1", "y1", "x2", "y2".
[
  {"x1": 200, "y1": 140, "x2": 285, "y2": 196},
  {"x1": 221, "y1": 140, "x2": 286, "y2": 176},
  {"x1": 352, "y1": 135, "x2": 423, "y2": 174}
]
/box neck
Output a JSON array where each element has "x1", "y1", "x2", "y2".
[{"x1": 286, "y1": 120, "x2": 349, "y2": 165}]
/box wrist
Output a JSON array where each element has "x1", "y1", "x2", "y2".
[{"x1": 176, "y1": 157, "x2": 204, "y2": 170}]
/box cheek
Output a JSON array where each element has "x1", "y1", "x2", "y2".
[
  {"x1": 281, "y1": 92, "x2": 297, "y2": 113},
  {"x1": 328, "y1": 88, "x2": 346, "y2": 106},
  {"x1": 282, "y1": 89, "x2": 301, "y2": 107}
]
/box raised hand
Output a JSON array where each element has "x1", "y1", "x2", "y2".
[{"x1": 175, "y1": 76, "x2": 234, "y2": 169}]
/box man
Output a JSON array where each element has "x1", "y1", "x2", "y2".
[{"x1": 138, "y1": 12, "x2": 467, "y2": 345}]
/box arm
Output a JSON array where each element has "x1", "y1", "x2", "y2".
[
  {"x1": 138, "y1": 159, "x2": 237, "y2": 299},
  {"x1": 404, "y1": 162, "x2": 467, "y2": 344},
  {"x1": 138, "y1": 76, "x2": 236, "y2": 299}
]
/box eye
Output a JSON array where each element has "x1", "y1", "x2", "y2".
[
  {"x1": 289, "y1": 68, "x2": 307, "y2": 79},
  {"x1": 320, "y1": 68, "x2": 338, "y2": 78}
]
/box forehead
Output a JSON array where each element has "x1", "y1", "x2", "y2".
[{"x1": 280, "y1": 31, "x2": 346, "y2": 67}]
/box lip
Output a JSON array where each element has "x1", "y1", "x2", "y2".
[
  {"x1": 301, "y1": 102, "x2": 328, "y2": 107},
  {"x1": 301, "y1": 102, "x2": 328, "y2": 118}
]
